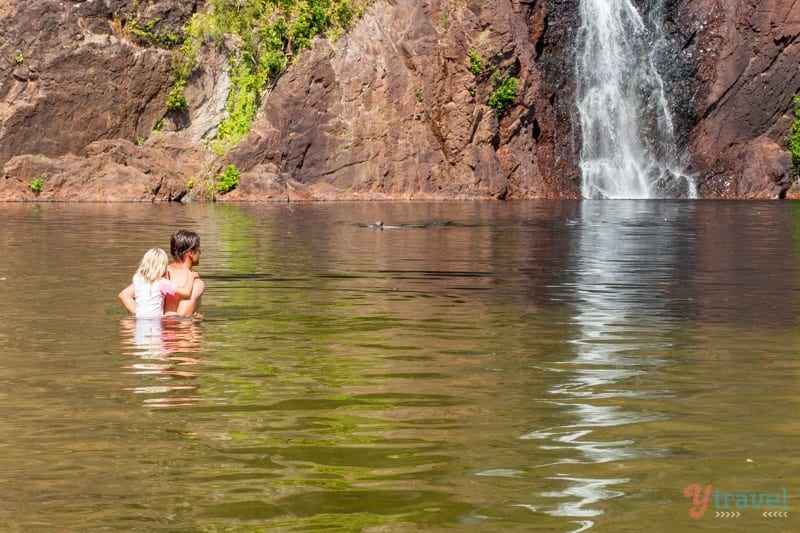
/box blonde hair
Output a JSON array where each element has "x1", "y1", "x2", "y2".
[{"x1": 136, "y1": 248, "x2": 169, "y2": 282}]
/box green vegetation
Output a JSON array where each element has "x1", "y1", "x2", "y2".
[
  {"x1": 414, "y1": 88, "x2": 423, "y2": 102},
  {"x1": 166, "y1": 36, "x2": 197, "y2": 112},
  {"x1": 166, "y1": 79, "x2": 188, "y2": 110},
  {"x1": 487, "y1": 74, "x2": 518, "y2": 117},
  {"x1": 468, "y1": 50, "x2": 482, "y2": 76},
  {"x1": 14, "y1": 53, "x2": 23, "y2": 65},
  {"x1": 172, "y1": 0, "x2": 371, "y2": 153},
  {"x1": 788, "y1": 94, "x2": 800, "y2": 176},
  {"x1": 128, "y1": 17, "x2": 180, "y2": 47},
  {"x1": 30, "y1": 173, "x2": 48, "y2": 194},
  {"x1": 216, "y1": 163, "x2": 241, "y2": 194}
]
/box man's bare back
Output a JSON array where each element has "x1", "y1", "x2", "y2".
[
  {"x1": 164, "y1": 263, "x2": 204, "y2": 316},
  {"x1": 164, "y1": 230, "x2": 205, "y2": 317}
]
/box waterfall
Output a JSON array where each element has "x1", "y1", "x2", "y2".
[{"x1": 575, "y1": 0, "x2": 696, "y2": 199}]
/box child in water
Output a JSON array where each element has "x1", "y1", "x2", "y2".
[{"x1": 124, "y1": 248, "x2": 197, "y2": 318}]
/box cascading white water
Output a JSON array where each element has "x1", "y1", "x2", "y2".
[{"x1": 576, "y1": 0, "x2": 696, "y2": 199}]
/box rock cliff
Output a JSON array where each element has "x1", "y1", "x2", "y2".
[
  {"x1": 0, "y1": 0, "x2": 798, "y2": 201},
  {"x1": 221, "y1": 0, "x2": 581, "y2": 201},
  {"x1": 684, "y1": 0, "x2": 800, "y2": 198}
]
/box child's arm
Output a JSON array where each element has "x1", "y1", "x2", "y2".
[
  {"x1": 118, "y1": 282, "x2": 137, "y2": 314},
  {"x1": 172, "y1": 272, "x2": 198, "y2": 300}
]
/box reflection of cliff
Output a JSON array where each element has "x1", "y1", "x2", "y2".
[
  {"x1": 689, "y1": 202, "x2": 799, "y2": 326},
  {"x1": 236, "y1": 202, "x2": 582, "y2": 316},
  {"x1": 0, "y1": 1, "x2": 797, "y2": 200}
]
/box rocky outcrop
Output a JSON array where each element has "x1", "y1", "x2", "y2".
[
  {"x1": 222, "y1": 0, "x2": 581, "y2": 200},
  {"x1": 0, "y1": 0, "x2": 205, "y2": 200},
  {"x1": 0, "y1": 0, "x2": 799, "y2": 201},
  {"x1": 0, "y1": 1, "x2": 194, "y2": 161},
  {"x1": 681, "y1": 0, "x2": 800, "y2": 198},
  {"x1": 0, "y1": 135, "x2": 206, "y2": 201}
]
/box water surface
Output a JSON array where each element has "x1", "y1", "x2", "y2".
[{"x1": 0, "y1": 201, "x2": 798, "y2": 531}]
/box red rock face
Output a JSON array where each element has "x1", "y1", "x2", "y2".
[
  {"x1": 223, "y1": 0, "x2": 582, "y2": 200},
  {"x1": 683, "y1": 0, "x2": 800, "y2": 198},
  {"x1": 0, "y1": 0, "x2": 798, "y2": 201},
  {"x1": 0, "y1": 0, "x2": 203, "y2": 201}
]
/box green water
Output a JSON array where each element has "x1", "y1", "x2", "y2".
[{"x1": 0, "y1": 201, "x2": 798, "y2": 531}]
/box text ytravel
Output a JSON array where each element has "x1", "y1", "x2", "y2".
[{"x1": 684, "y1": 484, "x2": 789, "y2": 519}]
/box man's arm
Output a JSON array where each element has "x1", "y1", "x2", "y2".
[
  {"x1": 176, "y1": 277, "x2": 204, "y2": 317},
  {"x1": 118, "y1": 283, "x2": 137, "y2": 315}
]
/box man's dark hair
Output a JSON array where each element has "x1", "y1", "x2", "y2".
[{"x1": 170, "y1": 230, "x2": 200, "y2": 261}]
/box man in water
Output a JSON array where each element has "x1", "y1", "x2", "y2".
[
  {"x1": 118, "y1": 229, "x2": 205, "y2": 317},
  {"x1": 163, "y1": 229, "x2": 205, "y2": 317}
]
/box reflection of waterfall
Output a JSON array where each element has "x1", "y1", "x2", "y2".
[
  {"x1": 576, "y1": 0, "x2": 695, "y2": 199},
  {"x1": 521, "y1": 201, "x2": 692, "y2": 529}
]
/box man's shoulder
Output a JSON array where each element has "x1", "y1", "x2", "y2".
[{"x1": 168, "y1": 263, "x2": 196, "y2": 275}]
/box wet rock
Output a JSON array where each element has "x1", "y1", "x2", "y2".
[{"x1": 695, "y1": 137, "x2": 793, "y2": 198}]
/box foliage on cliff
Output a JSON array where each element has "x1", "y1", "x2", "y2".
[
  {"x1": 173, "y1": 0, "x2": 371, "y2": 152},
  {"x1": 788, "y1": 95, "x2": 800, "y2": 177}
]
